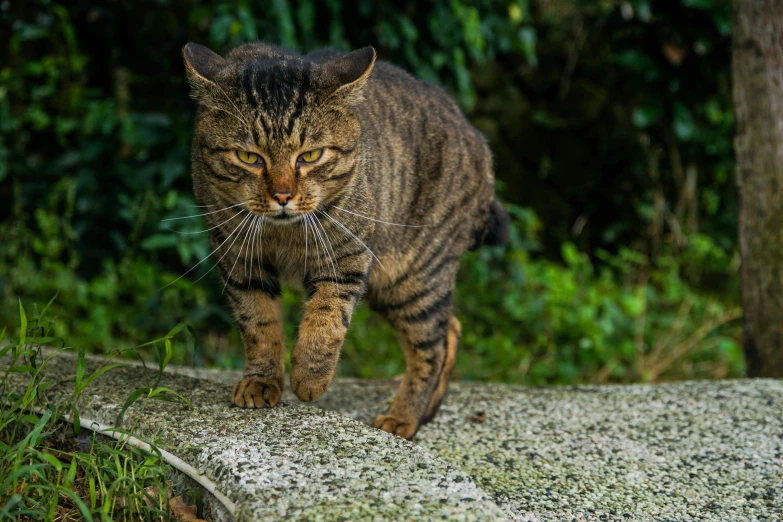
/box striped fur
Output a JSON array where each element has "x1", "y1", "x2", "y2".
[{"x1": 184, "y1": 42, "x2": 507, "y2": 439}]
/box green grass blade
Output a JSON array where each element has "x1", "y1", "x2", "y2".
[
  {"x1": 0, "y1": 464, "x2": 48, "y2": 494},
  {"x1": 17, "y1": 410, "x2": 52, "y2": 456},
  {"x1": 148, "y1": 386, "x2": 193, "y2": 409},
  {"x1": 88, "y1": 472, "x2": 97, "y2": 509},
  {"x1": 35, "y1": 451, "x2": 64, "y2": 472},
  {"x1": 75, "y1": 346, "x2": 86, "y2": 390},
  {"x1": 79, "y1": 363, "x2": 128, "y2": 391},
  {"x1": 57, "y1": 488, "x2": 94, "y2": 522},
  {"x1": 165, "y1": 322, "x2": 189, "y2": 338},
  {"x1": 8, "y1": 365, "x2": 36, "y2": 373},
  {"x1": 37, "y1": 380, "x2": 55, "y2": 393},
  {"x1": 72, "y1": 407, "x2": 81, "y2": 436},
  {"x1": 2, "y1": 494, "x2": 22, "y2": 513},
  {"x1": 38, "y1": 291, "x2": 59, "y2": 320},
  {"x1": 18, "y1": 298, "x2": 27, "y2": 349},
  {"x1": 65, "y1": 457, "x2": 77, "y2": 488},
  {"x1": 162, "y1": 337, "x2": 172, "y2": 372},
  {"x1": 0, "y1": 340, "x2": 14, "y2": 359},
  {"x1": 24, "y1": 336, "x2": 62, "y2": 345},
  {"x1": 115, "y1": 387, "x2": 150, "y2": 426}
]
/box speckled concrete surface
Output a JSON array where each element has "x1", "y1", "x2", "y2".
[
  {"x1": 6, "y1": 353, "x2": 783, "y2": 521},
  {"x1": 5, "y1": 354, "x2": 505, "y2": 521},
  {"x1": 176, "y1": 366, "x2": 783, "y2": 521}
]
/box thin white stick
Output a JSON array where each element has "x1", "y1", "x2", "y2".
[{"x1": 62, "y1": 410, "x2": 235, "y2": 516}]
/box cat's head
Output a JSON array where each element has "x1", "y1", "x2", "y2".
[{"x1": 184, "y1": 42, "x2": 375, "y2": 224}]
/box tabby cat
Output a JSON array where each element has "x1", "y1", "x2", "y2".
[{"x1": 183, "y1": 42, "x2": 508, "y2": 439}]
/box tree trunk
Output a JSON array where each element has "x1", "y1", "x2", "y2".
[{"x1": 733, "y1": 0, "x2": 783, "y2": 377}]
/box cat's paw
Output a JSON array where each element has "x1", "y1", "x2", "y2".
[
  {"x1": 372, "y1": 414, "x2": 419, "y2": 440},
  {"x1": 232, "y1": 376, "x2": 282, "y2": 408},
  {"x1": 289, "y1": 367, "x2": 333, "y2": 402}
]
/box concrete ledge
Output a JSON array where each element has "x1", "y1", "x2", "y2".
[
  {"x1": 182, "y1": 367, "x2": 783, "y2": 521},
  {"x1": 6, "y1": 352, "x2": 783, "y2": 521},
  {"x1": 5, "y1": 353, "x2": 505, "y2": 521}
]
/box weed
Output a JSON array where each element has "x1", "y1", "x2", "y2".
[{"x1": 0, "y1": 298, "x2": 199, "y2": 521}]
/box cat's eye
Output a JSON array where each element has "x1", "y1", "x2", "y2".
[
  {"x1": 298, "y1": 148, "x2": 324, "y2": 164},
  {"x1": 236, "y1": 150, "x2": 263, "y2": 166}
]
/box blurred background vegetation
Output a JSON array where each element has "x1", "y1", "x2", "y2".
[{"x1": 0, "y1": 0, "x2": 742, "y2": 385}]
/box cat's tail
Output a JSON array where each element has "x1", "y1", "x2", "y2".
[{"x1": 470, "y1": 198, "x2": 510, "y2": 250}]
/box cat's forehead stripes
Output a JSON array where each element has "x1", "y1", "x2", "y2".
[{"x1": 240, "y1": 59, "x2": 317, "y2": 144}]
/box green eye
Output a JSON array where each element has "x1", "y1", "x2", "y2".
[
  {"x1": 236, "y1": 150, "x2": 262, "y2": 165},
  {"x1": 299, "y1": 148, "x2": 324, "y2": 163}
]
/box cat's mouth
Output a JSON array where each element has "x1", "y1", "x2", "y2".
[
  {"x1": 246, "y1": 201, "x2": 313, "y2": 224},
  {"x1": 268, "y1": 207, "x2": 308, "y2": 224}
]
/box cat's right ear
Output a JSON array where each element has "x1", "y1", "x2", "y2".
[{"x1": 183, "y1": 43, "x2": 226, "y2": 99}]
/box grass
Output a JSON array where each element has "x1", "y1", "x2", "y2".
[{"x1": 0, "y1": 297, "x2": 201, "y2": 521}]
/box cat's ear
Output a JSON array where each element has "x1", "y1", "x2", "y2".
[
  {"x1": 323, "y1": 47, "x2": 376, "y2": 103},
  {"x1": 183, "y1": 43, "x2": 227, "y2": 99}
]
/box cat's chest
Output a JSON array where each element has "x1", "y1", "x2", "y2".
[{"x1": 259, "y1": 226, "x2": 307, "y2": 274}]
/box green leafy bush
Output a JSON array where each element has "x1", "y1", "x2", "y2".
[
  {"x1": 0, "y1": 0, "x2": 742, "y2": 384},
  {"x1": 453, "y1": 207, "x2": 742, "y2": 384}
]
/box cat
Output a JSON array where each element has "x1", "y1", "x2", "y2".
[{"x1": 183, "y1": 41, "x2": 508, "y2": 439}]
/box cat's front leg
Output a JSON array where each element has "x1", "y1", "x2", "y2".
[
  {"x1": 225, "y1": 280, "x2": 286, "y2": 408},
  {"x1": 290, "y1": 270, "x2": 367, "y2": 402}
]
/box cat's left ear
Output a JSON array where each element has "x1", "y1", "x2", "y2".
[
  {"x1": 323, "y1": 47, "x2": 376, "y2": 103},
  {"x1": 183, "y1": 43, "x2": 227, "y2": 100}
]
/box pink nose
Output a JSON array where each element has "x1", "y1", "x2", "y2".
[{"x1": 273, "y1": 192, "x2": 293, "y2": 205}]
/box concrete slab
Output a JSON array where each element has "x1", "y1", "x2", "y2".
[
  {"x1": 5, "y1": 353, "x2": 505, "y2": 521},
  {"x1": 174, "y1": 366, "x2": 783, "y2": 521},
  {"x1": 6, "y1": 352, "x2": 782, "y2": 521}
]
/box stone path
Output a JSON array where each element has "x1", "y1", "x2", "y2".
[{"x1": 7, "y1": 353, "x2": 783, "y2": 521}]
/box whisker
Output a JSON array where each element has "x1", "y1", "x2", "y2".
[
  {"x1": 310, "y1": 214, "x2": 338, "y2": 280},
  {"x1": 247, "y1": 216, "x2": 260, "y2": 286},
  {"x1": 316, "y1": 215, "x2": 341, "y2": 280},
  {"x1": 319, "y1": 210, "x2": 387, "y2": 272},
  {"x1": 166, "y1": 210, "x2": 242, "y2": 234},
  {"x1": 161, "y1": 210, "x2": 251, "y2": 289},
  {"x1": 306, "y1": 215, "x2": 323, "y2": 277},
  {"x1": 191, "y1": 212, "x2": 255, "y2": 285},
  {"x1": 257, "y1": 216, "x2": 266, "y2": 278},
  {"x1": 332, "y1": 206, "x2": 430, "y2": 228},
  {"x1": 309, "y1": 214, "x2": 329, "y2": 278},
  {"x1": 162, "y1": 201, "x2": 247, "y2": 222},
  {"x1": 303, "y1": 214, "x2": 309, "y2": 280},
  {"x1": 223, "y1": 215, "x2": 257, "y2": 294}
]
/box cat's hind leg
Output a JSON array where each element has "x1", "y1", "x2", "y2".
[
  {"x1": 370, "y1": 268, "x2": 459, "y2": 439},
  {"x1": 421, "y1": 315, "x2": 461, "y2": 423}
]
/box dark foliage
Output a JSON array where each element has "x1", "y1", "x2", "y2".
[{"x1": 0, "y1": 0, "x2": 741, "y2": 383}]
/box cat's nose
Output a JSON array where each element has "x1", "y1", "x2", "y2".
[{"x1": 272, "y1": 192, "x2": 293, "y2": 206}]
